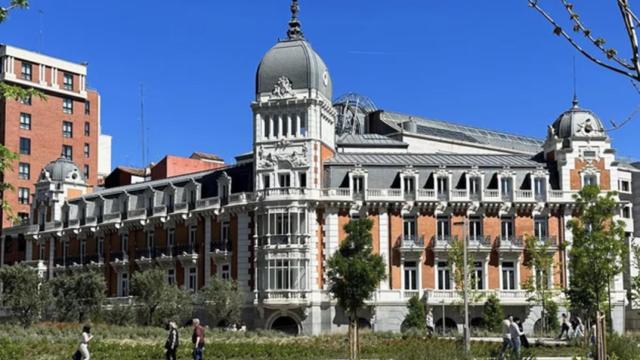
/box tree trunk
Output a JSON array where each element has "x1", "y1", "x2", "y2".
[{"x1": 348, "y1": 315, "x2": 359, "y2": 360}]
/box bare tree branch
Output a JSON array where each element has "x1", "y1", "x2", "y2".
[
  {"x1": 560, "y1": 0, "x2": 634, "y2": 70},
  {"x1": 528, "y1": 0, "x2": 639, "y2": 80},
  {"x1": 617, "y1": 0, "x2": 640, "y2": 79},
  {"x1": 618, "y1": 0, "x2": 640, "y2": 26}
]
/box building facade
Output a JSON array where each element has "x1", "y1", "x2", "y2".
[
  {"x1": 0, "y1": 44, "x2": 111, "y2": 234},
  {"x1": 2, "y1": 2, "x2": 639, "y2": 335}
]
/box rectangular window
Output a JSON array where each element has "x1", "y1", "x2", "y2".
[
  {"x1": 63, "y1": 121, "x2": 73, "y2": 138},
  {"x1": 80, "y1": 240, "x2": 86, "y2": 262},
  {"x1": 437, "y1": 261, "x2": 451, "y2": 290},
  {"x1": 352, "y1": 176, "x2": 364, "y2": 194},
  {"x1": 299, "y1": 172, "x2": 307, "y2": 188},
  {"x1": 19, "y1": 137, "x2": 30, "y2": 155},
  {"x1": 167, "y1": 228, "x2": 175, "y2": 248},
  {"x1": 98, "y1": 237, "x2": 104, "y2": 258},
  {"x1": 83, "y1": 165, "x2": 89, "y2": 180},
  {"x1": 63, "y1": 73, "x2": 73, "y2": 91},
  {"x1": 404, "y1": 261, "x2": 418, "y2": 290},
  {"x1": 501, "y1": 177, "x2": 513, "y2": 200},
  {"x1": 473, "y1": 262, "x2": 484, "y2": 290},
  {"x1": 121, "y1": 234, "x2": 129, "y2": 253},
  {"x1": 84, "y1": 101, "x2": 91, "y2": 115},
  {"x1": 403, "y1": 177, "x2": 415, "y2": 194},
  {"x1": 84, "y1": 143, "x2": 90, "y2": 158},
  {"x1": 18, "y1": 162, "x2": 30, "y2": 180},
  {"x1": 38, "y1": 243, "x2": 45, "y2": 260},
  {"x1": 146, "y1": 231, "x2": 155, "y2": 249},
  {"x1": 221, "y1": 264, "x2": 230, "y2": 280},
  {"x1": 299, "y1": 113, "x2": 307, "y2": 136},
  {"x1": 21, "y1": 62, "x2": 32, "y2": 80},
  {"x1": 534, "y1": 177, "x2": 546, "y2": 199},
  {"x1": 18, "y1": 187, "x2": 29, "y2": 204},
  {"x1": 19, "y1": 113, "x2": 31, "y2": 130},
  {"x1": 84, "y1": 122, "x2": 90, "y2": 136},
  {"x1": 469, "y1": 217, "x2": 482, "y2": 241},
  {"x1": 62, "y1": 145, "x2": 73, "y2": 160},
  {"x1": 263, "y1": 116, "x2": 270, "y2": 138},
  {"x1": 534, "y1": 216, "x2": 548, "y2": 240},
  {"x1": 403, "y1": 216, "x2": 416, "y2": 242},
  {"x1": 622, "y1": 206, "x2": 632, "y2": 219},
  {"x1": 119, "y1": 272, "x2": 129, "y2": 297},
  {"x1": 279, "y1": 173, "x2": 291, "y2": 188},
  {"x1": 469, "y1": 177, "x2": 480, "y2": 196},
  {"x1": 189, "y1": 226, "x2": 197, "y2": 248},
  {"x1": 19, "y1": 95, "x2": 32, "y2": 106},
  {"x1": 502, "y1": 262, "x2": 516, "y2": 290},
  {"x1": 63, "y1": 98, "x2": 73, "y2": 114},
  {"x1": 188, "y1": 267, "x2": 197, "y2": 291},
  {"x1": 620, "y1": 180, "x2": 631, "y2": 193},
  {"x1": 583, "y1": 174, "x2": 598, "y2": 188},
  {"x1": 167, "y1": 268, "x2": 176, "y2": 285},
  {"x1": 17, "y1": 212, "x2": 29, "y2": 225},
  {"x1": 436, "y1": 216, "x2": 450, "y2": 240},
  {"x1": 437, "y1": 177, "x2": 449, "y2": 195},
  {"x1": 501, "y1": 217, "x2": 514, "y2": 241}
]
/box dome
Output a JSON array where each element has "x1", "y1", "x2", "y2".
[
  {"x1": 40, "y1": 157, "x2": 85, "y2": 183},
  {"x1": 255, "y1": 1, "x2": 332, "y2": 100},
  {"x1": 551, "y1": 99, "x2": 606, "y2": 139}
]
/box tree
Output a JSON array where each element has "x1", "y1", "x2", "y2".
[
  {"x1": 197, "y1": 277, "x2": 243, "y2": 327},
  {"x1": 327, "y1": 218, "x2": 386, "y2": 360},
  {"x1": 48, "y1": 270, "x2": 106, "y2": 322},
  {"x1": 402, "y1": 295, "x2": 426, "y2": 332},
  {"x1": 523, "y1": 234, "x2": 558, "y2": 335},
  {"x1": 629, "y1": 244, "x2": 640, "y2": 310},
  {"x1": 0, "y1": 0, "x2": 28, "y2": 24},
  {"x1": 482, "y1": 294, "x2": 504, "y2": 333},
  {"x1": 0, "y1": 263, "x2": 45, "y2": 327},
  {"x1": 566, "y1": 185, "x2": 627, "y2": 328},
  {"x1": 130, "y1": 267, "x2": 193, "y2": 325}
]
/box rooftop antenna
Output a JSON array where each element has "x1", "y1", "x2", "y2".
[
  {"x1": 140, "y1": 83, "x2": 146, "y2": 168},
  {"x1": 572, "y1": 56, "x2": 579, "y2": 107},
  {"x1": 38, "y1": 9, "x2": 44, "y2": 53}
]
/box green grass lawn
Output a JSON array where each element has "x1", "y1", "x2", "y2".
[{"x1": 0, "y1": 322, "x2": 631, "y2": 360}]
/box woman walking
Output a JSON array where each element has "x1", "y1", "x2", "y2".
[
  {"x1": 76, "y1": 325, "x2": 93, "y2": 360},
  {"x1": 165, "y1": 321, "x2": 179, "y2": 360}
]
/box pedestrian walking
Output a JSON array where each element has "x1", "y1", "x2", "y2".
[
  {"x1": 498, "y1": 316, "x2": 513, "y2": 360},
  {"x1": 192, "y1": 318, "x2": 205, "y2": 360},
  {"x1": 73, "y1": 324, "x2": 93, "y2": 360},
  {"x1": 574, "y1": 317, "x2": 584, "y2": 339},
  {"x1": 556, "y1": 313, "x2": 570, "y2": 340},
  {"x1": 516, "y1": 319, "x2": 530, "y2": 348},
  {"x1": 509, "y1": 316, "x2": 524, "y2": 357},
  {"x1": 425, "y1": 309, "x2": 435, "y2": 337},
  {"x1": 164, "y1": 321, "x2": 179, "y2": 360}
]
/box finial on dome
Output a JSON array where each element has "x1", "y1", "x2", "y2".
[
  {"x1": 287, "y1": 0, "x2": 304, "y2": 40},
  {"x1": 572, "y1": 93, "x2": 579, "y2": 108}
]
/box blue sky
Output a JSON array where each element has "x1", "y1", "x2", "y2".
[{"x1": 2, "y1": 1, "x2": 639, "y2": 167}]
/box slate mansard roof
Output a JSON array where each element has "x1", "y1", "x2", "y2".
[
  {"x1": 373, "y1": 111, "x2": 545, "y2": 154},
  {"x1": 325, "y1": 153, "x2": 546, "y2": 168}
]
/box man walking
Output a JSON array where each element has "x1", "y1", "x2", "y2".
[
  {"x1": 509, "y1": 316, "x2": 524, "y2": 357},
  {"x1": 164, "y1": 321, "x2": 179, "y2": 360},
  {"x1": 498, "y1": 315, "x2": 512, "y2": 360},
  {"x1": 192, "y1": 318, "x2": 205, "y2": 360},
  {"x1": 425, "y1": 309, "x2": 435, "y2": 337},
  {"x1": 556, "y1": 313, "x2": 570, "y2": 340}
]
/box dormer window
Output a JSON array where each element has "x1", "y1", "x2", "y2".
[
  {"x1": 469, "y1": 176, "x2": 481, "y2": 200},
  {"x1": 403, "y1": 177, "x2": 415, "y2": 195},
  {"x1": 352, "y1": 176, "x2": 364, "y2": 195},
  {"x1": 534, "y1": 177, "x2": 546, "y2": 200},
  {"x1": 583, "y1": 174, "x2": 598, "y2": 188},
  {"x1": 436, "y1": 177, "x2": 448, "y2": 200},
  {"x1": 500, "y1": 177, "x2": 513, "y2": 201}
]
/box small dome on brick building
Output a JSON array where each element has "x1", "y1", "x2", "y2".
[
  {"x1": 39, "y1": 157, "x2": 85, "y2": 183},
  {"x1": 550, "y1": 98, "x2": 606, "y2": 139}
]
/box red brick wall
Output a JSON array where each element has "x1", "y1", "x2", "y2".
[{"x1": 150, "y1": 156, "x2": 224, "y2": 180}]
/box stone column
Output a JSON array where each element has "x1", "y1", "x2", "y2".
[
  {"x1": 379, "y1": 210, "x2": 390, "y2": 290},
  {"x1": 48, "y1": 237, "x2": 55, "y2": 279},
  {"x1": 237, "y1": 213, "x2": 251, "y2": 297},
  {"x1": 204, "y1": 216, "x2": 212, "y2": 285}
]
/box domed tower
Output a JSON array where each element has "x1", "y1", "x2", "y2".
[
  {"x1": 253, "y1": 0, "x2": 337, "y2": 193},
  {"x1": 32, "y1": 157, "x2": 89, "y2": 228},
  {"x1": 544, "y1": 97, "x2": 616, "y2": 192}
]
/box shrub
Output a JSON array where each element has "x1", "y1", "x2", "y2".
[
  {"x1": 130, "y1": 268, "x2": 193, "y2": 326},
  {"x1": 401, "y1": 295, "x2": 426, "y2": 332},
  {"x1": 105, "y1": 304, "x2": 137, "y2": 326},
  {"x1": 197, "y1": 277, "x2": 243, "y2": 327},
  {"x1": 482, "y1": 294, "x2": 504, "y2": 332},
  {"x1": 48, "y1": 269, "x2": 106, "y2": 322},
  {"x1": 0, "y1": 263, "x2": 46, "y2": 327}
]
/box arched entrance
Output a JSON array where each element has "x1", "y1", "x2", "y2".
[
  {"x1": 435, "y1": 317, "x2": 458, "y2": 335},
  {"x1": 270, "y1": 316, "x2": 300, "y2": 336}
]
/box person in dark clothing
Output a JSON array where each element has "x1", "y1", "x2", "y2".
[
  {"x1": 164, "y1": 321, "x2": 179, "y2": 360},
  {"x1": 557, "y1": 313, "x2": 570, "y2": 340},
  {"x1": 192, "y1": 318, "x2": 205, "y2": 360},
  {"x1": 516, "y1": 319, "x2": 530, "y2": 348}
]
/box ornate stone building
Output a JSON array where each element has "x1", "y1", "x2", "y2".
[{"x1": 2, "y1": 1, "x2": 639, "y2": 334}]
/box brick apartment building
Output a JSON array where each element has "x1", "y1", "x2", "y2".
[{"x1": 0, "y1": 44, "x2": 111, "y2": 230}]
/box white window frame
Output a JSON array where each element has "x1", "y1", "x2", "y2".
[
  {"x1": 437, "y1": 261, "x2": 452, "y2": 290},
  {"x1": 403, "y1": 261, "x2": 418, "y2": 291},
  {"x1": 118, "y1": 272, "x2": 129, "y2": 297},
  {"x1": 501, "y1": 261, "x2": 516, "y2": 290}
]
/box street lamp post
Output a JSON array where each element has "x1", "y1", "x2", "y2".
[{"x1": 455, "y1": 219, "x2": 471, "y2": 353}]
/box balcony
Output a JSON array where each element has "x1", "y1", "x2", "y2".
[
  {"x1": 467, "y1": 236, "x2": 493, "y2": 252},
  {"x1": 416, "y1": 189, "x2": 436, "y2": 201},
  {"x1": 229, "y1": 192, "x2": 253, "y2": 205},
  {"x1": 85, "y1": 255, "x2": 105, "y2": 269},
  {"x1": 172, "y1": 202, "x2": 188, "y2": 215},
  {"x1": 44, "y1": 221, "x2": 63, "y2": 232},
  {"x1": 195, "y1": 197, "x2": 220, "y2": 211},
  {"x1": 433, "y1": 236, "x2": 454, "y2": 252},
  {"x1": 258, "y1": 290, "x2": 308, "y2": 305},
  {"x1": 437, "y1": 191, "x2": 449, "y2": 202},
  {"x1": 109, "y1": 251, "x2": 129, "y2": 272},
  {"x1": 483, "y1": 190, "x2": 500, "y2": 202},
  {"x1": 498, "y1": 236, "x2": 524, "y2": 252},
  {"x1": 366, "y1": 188, "x2": 402, "y2": 201},
  {"x1": 515, "y1": 190, "x2": 535, "y2": 203},
  {"x1": 501, "y1": 191, "x2": 514, "y2": 202},
  {"x1": 210, "y1": 241, "x2": 232, "y2": 263},
  {"x1": 127, "y1": 208, "x2": 147, "y2": 221},
  {"x1": 322, "y1": 188, "x2": 352, "y2": 201},
  {"x1": 424, "y1": 289, "x2": 531, "y2": 305},
  {"x1": 103, "y1": 213, "x2": 121, "y2": 224},
  {"x1": 176, "y1": 244, "x2": 198, "y2": 267},
  {"x1": 134, "y1": 248, "x2": 156, "y2": 269},
  {"x1": 450, "y1": 189, "x2": 469, "y2": 202},
  {"x1": 398, "y1": 236, "x2": 425, "y2": 260},
  {"x1": 155, "y1": 246, "x2": 176, "y2": 269},
  {"x1": 403, "y1": 289, "x2": 420, "y2": 299}
]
